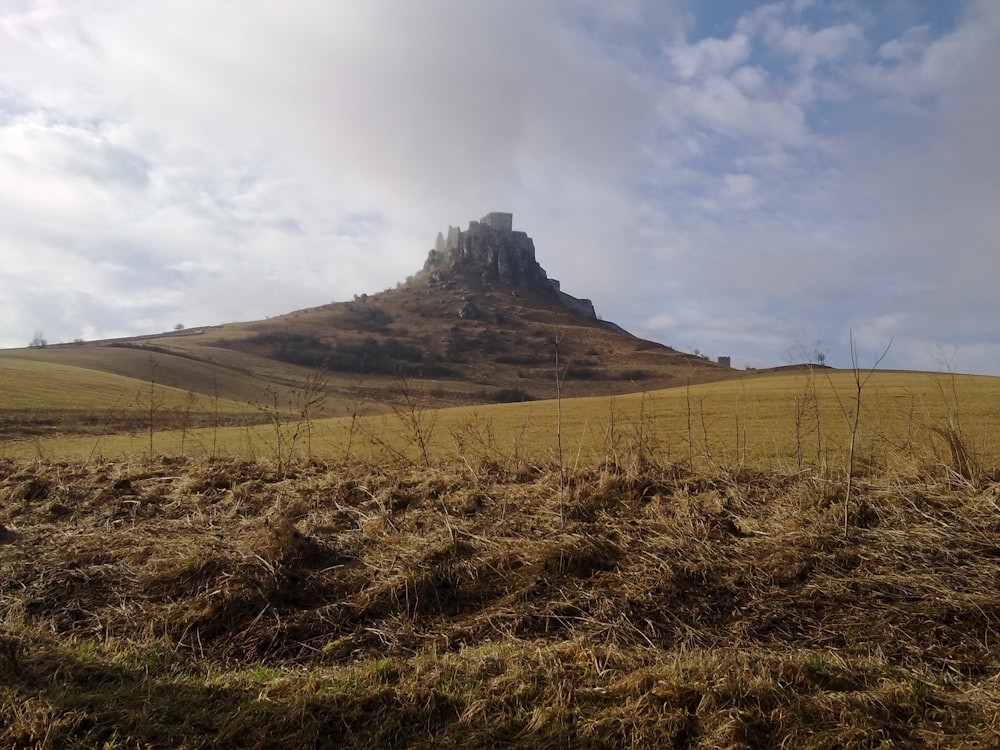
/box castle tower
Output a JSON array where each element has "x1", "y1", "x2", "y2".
[{"x1": 480, "y1": 212, "x2": 513, "y2": 232}]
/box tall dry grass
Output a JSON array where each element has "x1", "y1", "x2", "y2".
[{"x1": 1, "y1": 443, "x2": 998, "y2": 747}]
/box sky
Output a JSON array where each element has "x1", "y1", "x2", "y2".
[{"x1": 1, "y1": 0, "x2": 998, "y2": 375}]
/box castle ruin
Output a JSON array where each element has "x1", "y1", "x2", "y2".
[{"x1": 424, "y1": 212, "x2": 597, "y2": 319}]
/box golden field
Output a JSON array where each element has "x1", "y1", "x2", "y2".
[{"x1": 6, "y1": 368, "x2": 998, "y2": 476}]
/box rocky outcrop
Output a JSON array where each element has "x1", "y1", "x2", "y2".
[
  {"x1": 423, "y1": 213, "x2": 597, "y2": 319},
  {"x1": 425, "y1": 212, "x2": 548, "y2": 289}
]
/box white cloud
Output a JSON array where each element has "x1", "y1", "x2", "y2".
[
  {"x1": 861, "y1": 2, "x2": 999, "y2": 104},
  {"x1": 669, "y1": 33, "x2": 751, "y2": 79},
  {"x1": 877, "y1": 25, "x2": 931, "y2": 62},
  {"x1": 765, "y1": 22, "x2": 863, "y2": 72}
]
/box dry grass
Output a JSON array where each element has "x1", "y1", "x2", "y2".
[{"x1": 2, "y1": 453, "x2": 999, "y2": 747}]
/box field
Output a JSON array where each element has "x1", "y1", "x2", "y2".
[
  {"x1": 7, "y1": 369, "x2": 999, "y2": 475},
  {"x1": 2, "y1": 367, "x2": 1000, "y2": 747}
]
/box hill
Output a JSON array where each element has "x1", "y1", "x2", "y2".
[{"x1": 1, "y1": 213, "x2": 732, "y2": 438}]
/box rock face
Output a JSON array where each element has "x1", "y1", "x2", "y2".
[{"x1": 423, "y1": 213, "x2": 597, "y2": 319}]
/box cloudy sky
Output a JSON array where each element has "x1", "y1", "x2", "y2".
[{"x1": 2, "y1": 0, "x2": 998, "y2": 374}]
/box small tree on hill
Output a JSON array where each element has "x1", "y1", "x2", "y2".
[{"x1": 29, "y1": 331, "x2": 47, "y2": 348}]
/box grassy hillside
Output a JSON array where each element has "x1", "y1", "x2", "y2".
[
  {"x1": 0, "y1": 357, "x2": 259, "y2": 441},
  {"x1": 0, "y1": 273, "x2": 731, "y2": 436},
  {"x1": 2, "y1": 455, "x2": 999, "y2": 747},
  {"x1": 1, "y1": 343, "x2": 355, "y2": 414},
  {"x1": 0, "y1": 358, "x2": 255, "y2": 413}
]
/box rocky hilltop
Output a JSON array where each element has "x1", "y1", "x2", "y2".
[{"x1": 422, "y1": 212, "x2": 598, "y2": 319}]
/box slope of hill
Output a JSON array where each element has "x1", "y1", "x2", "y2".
[{"x1": 0, "y1": 357, "x2": 259, "y2": 440}]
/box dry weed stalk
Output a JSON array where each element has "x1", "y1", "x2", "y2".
[
  {"x1": 928, "y1": 363, "x2": 982, "y2": 483},
  {"x1": 389, "y1": 372, "x2": 437, "y2": 467},
  {"x1": 132, "y1": 355, "x2": 166, "y2": 461},
  {"x1": 685, "y1": 374, "x2": 694, "y2": 466},
  {"x1": 87, "y1": 392, "x2": 125, "y2": 463},
  {"x1": 844, "y1": 334, "x2": 892, "y2": 535},
  {"x1": 344, "y1": 374, "x2": 369, "y2": 460},
  {"x1": 601, "y1": 395, "x2": 621, "y2": 471},
  {"x1": 553, "y1": 329, "x2": 569, "y2": 522},
  {"x1": 251, "y1": 384, "x2": 288, "y2": 472},
  {"x1": 449, "y1": 413, "x2": 530, "y2": 479},
  {"x1": 292, "y1": 367, "x2": 329, "y2": 460},
  {"x1": 177, "y1": 388, "x2": 200, "y2": 457}
]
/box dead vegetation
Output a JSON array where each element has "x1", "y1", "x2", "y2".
[{"x1": 2, "y1": 453, "x2": 1000, "y2": 748}]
